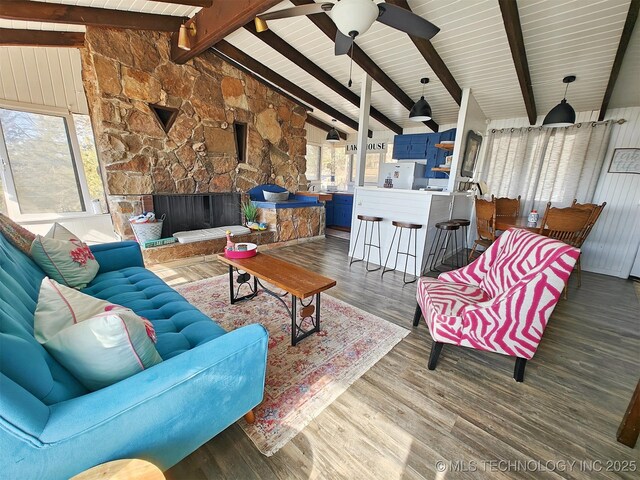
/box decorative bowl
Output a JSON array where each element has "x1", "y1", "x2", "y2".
[{"x1": 224, "y1": 243, "x2": 258, "y2": 259}]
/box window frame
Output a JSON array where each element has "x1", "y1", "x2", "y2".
[{"x1": 0, "y1": 100, "x2": 96, "y2": 221}]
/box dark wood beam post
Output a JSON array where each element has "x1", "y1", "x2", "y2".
[
  {"x1": 498, "y1": 0, "x2": 537, "y2": 125},
  {"x1": 244, "y1": 22, "x2": 402, "y2": 134},
  {"x1": 170, "y1": 0, "x2": 281, "y2": 64},
  {"x1": 0, "y1": 0, "x2": 185, "y2": 32},
  {"x1": 290, "y1": 0, "x2": 438, "y2": 132},
  {"x1": 598, "y1": 0, "x2": 639, "y2": 121},
  {"x1": 213, "y1": 40, "x2": 372, "y2": 137},
  {"x1": 306, "y1": 116, "x2": 348, "y2": 141},
  {"x1": 617, "y1": 380, "x2": 640, "y2": 448},
  {"x1": 0, "y1": 29, "x2": 84, "y2": 48},
  {"x1": 386, "y1": 0, "x2": 462, "y2": 106}
]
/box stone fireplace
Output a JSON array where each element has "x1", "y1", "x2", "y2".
[{"x1": 80, "y1": 27, "x2": 310, "y2": 240}]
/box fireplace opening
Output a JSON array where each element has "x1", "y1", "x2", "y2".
[{"x1": 152, "y1": 193, "x2": 242, "y2": 238}]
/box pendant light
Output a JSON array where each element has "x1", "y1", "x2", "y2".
[
  {"x1": 409, "y1": 77, "x2": 432, "y2": 122},
  {"x1": 543, "y1": 75, "x2": 576, "y2": 127},
  {"x1": 326, "y1": 119, "x2": 340, "y2": 143}
]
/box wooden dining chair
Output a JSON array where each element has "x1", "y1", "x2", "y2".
[
  {"x1": 539, "y1": 203, "x2": 593, "y2": 297},
  {"x1": 469, "y1": 197, "x2": 496, "y2": 261},
  {"x1": 570, "y1": 200, "x2": 607, "y2": 287},
  {"x1": 493, "y1": 195, "x2": 521, "y2": 220}
]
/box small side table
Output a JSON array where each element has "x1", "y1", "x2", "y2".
[{"x1": 71, "y1": 459, "x2": 164, "y2": 480}]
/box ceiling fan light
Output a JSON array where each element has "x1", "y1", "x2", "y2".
[
  {"x1": 326, "y1": 127, "x2": 341, "y2": 143},
  {"x1": 409, "y1": 96, "x2": 432, "y2": 122},
  {"x1": 542, "y1": 99, "x2": 575, "y2": 128},
  {"x1": 254, "y1": 17, "x2": 269, "y2": 33},
  {"x1": 331, "y1": 0, "x2": 379, "y2": 37}
]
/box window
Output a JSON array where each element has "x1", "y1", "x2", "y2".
[
  {"x1": 0, "y1": 105, "x2": 105, "y2": 219},
  {"x1": 321, "y1": 144, "x2": 349, "y2": 190},
  {"x1": 305, "y1": 144, "x2": 320, "y2": 181},
  {"x1": 350, "y1": 144, "x2": 394, "y2": 185}
]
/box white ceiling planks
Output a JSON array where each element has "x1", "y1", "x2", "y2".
[
  {"x1": 519, "y1": 0, "x2": 631, "y2": 115},
  {"x1": 0, "y1": 0, "x2": 637, "y2": 132}
]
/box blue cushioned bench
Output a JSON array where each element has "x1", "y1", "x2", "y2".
[
  {"x1": 0, "y1": 234, "x2": 268, "y2": 479},
  {"x1": 248, "y1": 184, "x2": 323, "y2": 209}
]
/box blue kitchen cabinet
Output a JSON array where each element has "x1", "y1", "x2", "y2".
[
  {"x1": 392, "y1": 136, "x2": 411, "y2": 159},
  {"x1": 325, "y1": 199, "x2": 334, "y2": 226},
  {"x1": 331, "y1": 194, "x2": 354, "y2": 228},
  {"x1": 392, "y1": 129, "x2": 455, "y2": 178},
  {"x1": 408, "y1": 134, "x2": 429, "y2": 159}
]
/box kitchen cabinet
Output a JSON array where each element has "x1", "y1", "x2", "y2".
[
  {"x1": 325, "y1": 199, "x2": 334, "y2": 226},
  {"x1": 392, "y1": 129, "x2": 456, "y2": 179},
  {"x1": 328, "y1": 193, "x2": 353, "y2": 228}
]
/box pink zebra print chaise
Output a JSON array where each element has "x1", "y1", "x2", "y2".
[{"x1": 413, "y1": 228, "x2": 580, "y2": 382}]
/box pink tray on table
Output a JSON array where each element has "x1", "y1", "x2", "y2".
[{"x1": 224, "y1": 243, "x2": 257, "y2": 259}]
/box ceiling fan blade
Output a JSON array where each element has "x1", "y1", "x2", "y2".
[
  {"x1": 376, "y1": 3, "x2": 440, "y2": 40},
  {"x1": 334, "y1": 30, "x2": 353, "y2": 56},
  {"x1": 258, "y1": 3, "x2": 334, "y2": 22}
]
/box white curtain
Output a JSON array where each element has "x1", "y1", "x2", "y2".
[{"x1": 481, "y1": 121, "x2": 613, "y2": 214}]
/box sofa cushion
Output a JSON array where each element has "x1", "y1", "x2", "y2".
[
  {"x1": 30, "y1": 226, "x2": 99, "y2": 289},
  {"x1": 417, "y1": 277, "x2": 490, "y2": 345},
  {"x1": 83, "y1": 267, "x2": 227, "y2": 359},
  {"x1": 0, "y1": 235, "x2": 88, "y2": 404}
]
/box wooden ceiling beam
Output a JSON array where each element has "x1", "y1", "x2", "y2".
[
  {"x1": 213, "y1": 40, "x2": 372, "y2": 137},
  {"x1": 0, "y1": 0, "x2": 185, "y2": 32},
  {"x1": 290, "y1": 0, "x2": 439, "y2": 132},
  {"x1": 152, "y1": 1, "x2": 213, "y2": 7},
  {"x1": 0, "y1": 28, "x2": 84, "y2": 48},
  {"x1": 171, "y1": 0, "x2": 281, "y2": 64},
  {"x1": 386, "y1": 0, "x2": 462, "y2": 106},
  {"x1": 306, "y1": 115, "x2": 348, "y2": 141},
  {"x1": 498, "y1": 0, "x2": 537, "y2": 125},
  {"x1": 244, "y1": 22, "x2": 403, "y2": 134},
  {"x1": 598, "y1": 0, "x2": 639, "y2": 121}
]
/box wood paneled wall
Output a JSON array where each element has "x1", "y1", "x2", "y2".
[{"x1": 0, "y1": 46, "x2": 88, "y2": 114}]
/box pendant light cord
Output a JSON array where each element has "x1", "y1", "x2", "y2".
[
  {"x1": 348, "y1": 41, "x2": 354, "y2": 88},
  {"x1": 563, "y1": 82, "x2": 569, "y2": 100}
]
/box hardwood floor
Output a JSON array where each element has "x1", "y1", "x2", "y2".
[{"x1": 151, "y1": 237, "x2": 640, "y2": 480}]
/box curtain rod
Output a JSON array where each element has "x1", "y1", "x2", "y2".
[{"x1": 491, "y1": 118, "x2": 626, "y2": 133}]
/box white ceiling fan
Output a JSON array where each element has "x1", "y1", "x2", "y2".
[{"x1": 255, "y1": 0, "x2": 440, "y2": 56}]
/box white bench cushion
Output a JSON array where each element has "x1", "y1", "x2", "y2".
[{"x1": 173, "y1": 225, "x2": 251, "y2": 244}]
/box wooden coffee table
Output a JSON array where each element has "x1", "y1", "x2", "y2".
[{"x1": 217, "y1": 253, "x2": 337, "y2": 346}]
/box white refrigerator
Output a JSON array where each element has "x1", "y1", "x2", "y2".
[{"x1": 378, "y1": 162, "x2": 427, "y2": 190}]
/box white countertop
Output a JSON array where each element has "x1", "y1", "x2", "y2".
[{"x1": 356, "y1": 186, "x2": 472, "y2": 197}]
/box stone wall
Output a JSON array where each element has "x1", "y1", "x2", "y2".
[
  {"x1": 258, "y1": 206, "x2": 325, "y2": 242},
  {"x1": 80, "y1": 27, "x2": 308, "y2": 238}
]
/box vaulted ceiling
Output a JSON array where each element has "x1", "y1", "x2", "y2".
[{"x1": 1, "y1": 0, "x2": 638, "y2": 135}]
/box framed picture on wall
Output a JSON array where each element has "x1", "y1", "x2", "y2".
[
  {"x1": 461, "y1": 130, "x2": 482, "y2": 178},
  {"x1": 608, "y1": 148, "x2": 640, "y2": 174}
]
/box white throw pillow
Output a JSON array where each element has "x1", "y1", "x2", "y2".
[{"x1": 34, "y1": 278, "x2": 162, "y2": 391}]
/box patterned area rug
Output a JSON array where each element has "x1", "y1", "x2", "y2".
[{"x1": 175, "y1": 275, "x2": 408, "y2": 456}]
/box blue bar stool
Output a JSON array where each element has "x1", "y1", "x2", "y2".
[
  {"x1": 382, "y1": 221, "x2": 422, "y2": 284},
  {"x1": 349, "y1": 215, "x2": 383, "y2": 272}
]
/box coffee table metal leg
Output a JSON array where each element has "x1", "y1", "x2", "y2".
[
  {"x1": 291, "y1": 293, "x2": 321, "y2": 346},
  {"x1": 228, "y1": 266, "x2": 258, "y2": 304}
]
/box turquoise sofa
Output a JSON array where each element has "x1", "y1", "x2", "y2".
[{"x1": 0, "y1": 233, "x2": 269, "y2": 479}]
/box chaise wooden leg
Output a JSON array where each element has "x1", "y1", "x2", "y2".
[
  {"x1": 413, "y1": 303, "x2": 423, "y2": 327},
  {"x1": 244, "y1": 410, "x2": 256, "y2": 424},
  {"x1": 514, "y1": 357, "x2": 527, "y2": 382},
  {"x1": 428, "y1": 341, "x2": 444, "y2": 370}
]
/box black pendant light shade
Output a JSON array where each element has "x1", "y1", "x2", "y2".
[
  {"x1": 543, "y1": 75, "x2": 576, "y2": 128},
  {"x1": 410, "y1": 77, "x2": 432, "y2": 122},
  {"x1": 326, "y1": 119, "x2": 340, "y2": 142}
]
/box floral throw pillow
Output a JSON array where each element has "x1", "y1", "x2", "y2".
[
  {"x1": 30, "y1": 223, "x2": 100, "y2": 289},
  {"x1": 0, "y1": 213, "x2": 36, "y2": 256}
]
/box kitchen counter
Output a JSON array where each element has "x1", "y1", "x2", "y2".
[{"x1": 348, "y1": 187, "x2": 473, "y2": 275}]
